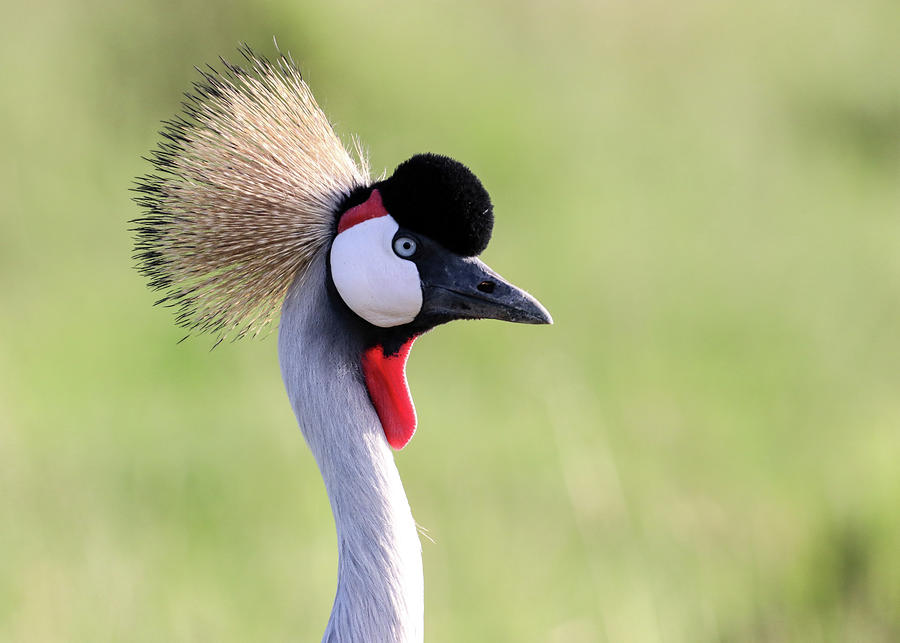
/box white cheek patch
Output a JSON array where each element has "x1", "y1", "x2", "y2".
[{"x1": 330, "y1": 215, "x2": 423, "y2": 327}]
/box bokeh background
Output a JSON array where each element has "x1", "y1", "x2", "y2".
[{"x1": 2, "y1": 0, "x2": 899, "y2": 640}]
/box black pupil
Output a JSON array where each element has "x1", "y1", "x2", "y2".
[{"x1": 403, "y1": 242, "x2": 411, "y2": 250}]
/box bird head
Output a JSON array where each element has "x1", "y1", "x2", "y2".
[
  {"x1": 132, "y1": 48, "x2": 550, "y2": 450},
  {"x1": 328, "y1": 154, "x2": 551, "y2": 448}
]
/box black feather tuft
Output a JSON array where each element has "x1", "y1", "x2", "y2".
[{"x1": 375, "y1": 153, "x2": 493, "y2": 257}]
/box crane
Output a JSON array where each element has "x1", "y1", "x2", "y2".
[{"x1": 132, "y1": 46, "x2": 551, "y2": 642}]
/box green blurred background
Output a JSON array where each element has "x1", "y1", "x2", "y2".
[{"x1": 2, "y1": 0, "x2": 899, "y2": 640}]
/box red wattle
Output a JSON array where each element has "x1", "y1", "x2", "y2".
[
  {"x1": 361, "y1": 338, "x2": 417, "y2": 450},
  {"x1": 337, "y1": 188, "x2": 388, "y2": 233}
]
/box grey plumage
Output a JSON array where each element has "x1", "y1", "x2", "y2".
[{"x1": 279, "y1": 251, "x2": 423, "y2": 642}]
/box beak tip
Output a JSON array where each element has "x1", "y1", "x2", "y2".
[{"x1": 524, "y1": 298, "x2": 553, "y2": 325}]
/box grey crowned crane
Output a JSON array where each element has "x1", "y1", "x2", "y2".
[{"x1": 132, "y1": 47, "x2": 551, "y2": 642}]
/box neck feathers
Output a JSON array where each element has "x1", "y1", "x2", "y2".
[{"x1": 278, "y1": 253, "x2": 423, "y2": 642}]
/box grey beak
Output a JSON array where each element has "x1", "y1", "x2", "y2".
[{"x1": 419, "y1": 255, "x2": 552, "y2": 325}]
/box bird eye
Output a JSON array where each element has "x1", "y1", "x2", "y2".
[{"x1": 393, "y1": 236, "x2": 418, "y2": 258}]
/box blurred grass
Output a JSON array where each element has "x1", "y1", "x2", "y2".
[{"x1": 1, "y1": 0, "x2": 899, "y2": 640}]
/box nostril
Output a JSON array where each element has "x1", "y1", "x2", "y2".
[{"x1": 476, "y1": 280, "x2": 496, "y2": 294}]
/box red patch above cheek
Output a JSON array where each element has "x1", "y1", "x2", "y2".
[
  {"x1": 361, "y1": 338, "x2": 417, "y2": 450},
  {"x1": 337, "y1": 188, "x2": 389, "y2": 233}
]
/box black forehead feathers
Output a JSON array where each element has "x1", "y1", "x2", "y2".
[{"x1": 374, "y1": 153, "x2": 493, "y2": 257}]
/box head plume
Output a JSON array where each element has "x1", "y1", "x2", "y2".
[{"x1": 132, "y1": 45, "x2": 368, "y2": 340}]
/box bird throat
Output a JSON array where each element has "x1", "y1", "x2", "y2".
[{"x1": 361, "y1": 338, "x2": 418, "y2": 449}]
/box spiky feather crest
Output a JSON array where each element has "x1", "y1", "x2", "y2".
[{"x1": 132, "y1": 46, "x2": 369, "y2": 340}]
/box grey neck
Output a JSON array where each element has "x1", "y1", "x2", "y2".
[{"x1": 278, "y1": 252, "x2": 423, "y2": 643}]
